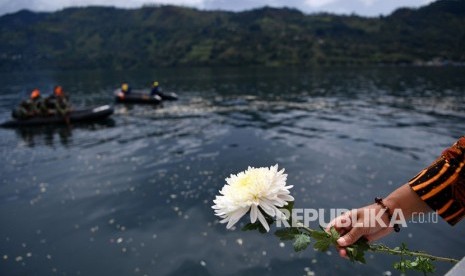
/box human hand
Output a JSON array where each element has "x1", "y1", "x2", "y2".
[{"x1": 326, "y1": 203, "x2": 394, "y2": 258}]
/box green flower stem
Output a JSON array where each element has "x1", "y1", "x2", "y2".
[
  {"x1": 295, "y1": 223, "x2": 459, "y2": 264},
  {"x1": 369, "y1": 244, "x2": 459, "y2": 264}
]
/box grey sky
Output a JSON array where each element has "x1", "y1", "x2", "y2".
[{"x1": 0, "y1": 0, "x2": 436, "y2": 17}]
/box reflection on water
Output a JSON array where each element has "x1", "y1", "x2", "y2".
[
  {"x1": 1, "y1": 67, "x2": 465, "y2": 276},
  {"x1": 16, "y1": 126, "x2": 73, "y2": 147},
  {"x1": 13, "y1": 120, "x2": 115, "y2": 148}
]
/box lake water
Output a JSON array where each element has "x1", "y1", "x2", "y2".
[{"x1": 1, "y1": 67, "x2": 465, "y2": 275}]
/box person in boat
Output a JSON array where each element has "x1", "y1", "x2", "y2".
[
  {"x1": 46, "y1": 85, "x2": 70, "y2": 116},
  {"x1": 31, "y1": 89, "x2": 47, "y2": 114},
  {"x1": 327, "y1": 136, "x2": 465, "y2": 259},
  {"x1": 16, "y1": 89, "x2": 47, "y2": 118},
  {"x1": 150, "y1": 81, "x2": 161, "y2": 97},
  {"x1": 117, "y1": 83, "x2": 131, "y2": 99},
  {"x1": 15, "y1": 99, "x2": 34, "y2": 119}
]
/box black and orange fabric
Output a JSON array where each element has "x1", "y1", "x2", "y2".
[{"x1": 409, "y1": 137, "x2": 465, "y2": 225}]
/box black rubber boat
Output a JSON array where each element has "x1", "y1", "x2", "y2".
[
  {"x1": 1, "y1": 105, "x2": 114, "y2": 128},
  {"x1": 115, "y1": 92, "x2": 162, "y2": 104}
]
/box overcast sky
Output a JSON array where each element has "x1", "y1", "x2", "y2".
[{"x1": 0, "y1": 0, "x2": 436, "y2": 17}]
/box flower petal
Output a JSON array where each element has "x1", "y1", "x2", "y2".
[
  {"x1": 226, "y1": 207, "x2": 249, "y2": 229},
  {"x1": 250, "y1": 204, "x2": 258, "y2": 223},
  {"x1": 256, "y1": 209, "x2": 270, "y2": 232}
]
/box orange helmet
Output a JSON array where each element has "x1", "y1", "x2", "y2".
[
  {"x1": 54, "y1": 86, "x2": 64, "y2": 96},
  {"x1": 31, "y1": 89, "x2": 40, "y2": 99}
]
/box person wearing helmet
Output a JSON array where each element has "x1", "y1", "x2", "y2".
[
  {"x1": 29, "y1": 89, "x2": 48, "y2": 116},
  {"x1": 150, "y1": 81, "x2": 161, "y2": 96},
  {"x1": 13, "y1": 89, "x2": 48, "y2": 119},
  {"x1": 46, "y1": 85, "x2": 70, "y2": 116},
  {"x1": 117, "y1": 83, "x2": 131, "y2": 99}
]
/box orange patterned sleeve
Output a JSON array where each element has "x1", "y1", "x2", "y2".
[{"x1": 408, "y1": 137, "x2": 465, "y2": 225}]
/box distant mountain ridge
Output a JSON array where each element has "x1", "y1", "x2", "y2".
[{"x1": 0, "y1": 0, "x2": 464, "y2": 70}]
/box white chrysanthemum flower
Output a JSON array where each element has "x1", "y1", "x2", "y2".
[{"x1": 212, "y1": 164, "x2": 294, "y2": 232}]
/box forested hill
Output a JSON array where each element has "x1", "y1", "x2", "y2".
[{"x1": 0, "y1": 0, "x2": 464, "y2": 70}]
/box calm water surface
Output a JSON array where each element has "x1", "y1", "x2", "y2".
[{"x1": 1, "y1": 67, "x2": 465, "y2": 275}]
